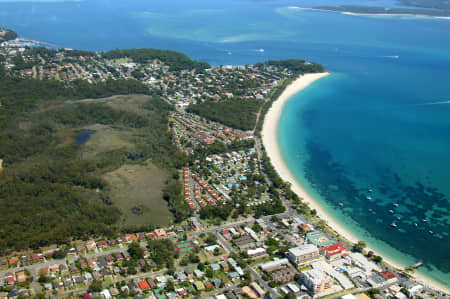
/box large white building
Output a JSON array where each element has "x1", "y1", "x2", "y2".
[
  {"x1": 287, "y1": 244, "x2": 321, "y2": 267},
  {"x1": 300, "y1": 268, "x2": 333, "y2": 295},
  {"x1": 348, "y1": 252, "x2": 380, "y2": 274}
]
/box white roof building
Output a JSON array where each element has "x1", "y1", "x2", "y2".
[
  {"x1": 259, "y1": 258, "x2": 290, "y2": 272},
  {"x1": 349, "y1": 252, "x2": 380, "y2": 274}
]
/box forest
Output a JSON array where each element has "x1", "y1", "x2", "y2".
[
  {"x1": 265, "y1": 59, "x2": 325, "y2": 75},
  {"x1": 186, "y1": 98, "x2": 261, "y2": 131},
  {"x1": 102, "y1": 48, "x2": 210, "y2": 71},
  {"x1": 0, "y1": 72, "x2": 186, "y2": 253}
]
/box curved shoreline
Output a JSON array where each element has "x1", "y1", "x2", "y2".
[{"x1": 260, "y1": 73, "x2": 450, "y2": 294}]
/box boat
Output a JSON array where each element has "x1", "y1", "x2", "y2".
[
  {"x1": 339, "y1": 203, "x2": 344, "y2": 207},
  {"x1": 366, "y1": 196, "x2": 372, "y2": 200},
  {"x1": 368, "y1": 189, "x2": 373, "y2": 193},
  {"x1": 389, "y1": 210, "x2": 394, "y2": 213},
  {"x1": 429, "y1": 230, "x2": 434, "y2": 234},
  {"x1": 391, "y1": 222, "x2": 398, "y2": 228},
  {"x1": 423, "y1": 219, "x2": 428, "y2": 223},
  {"x1": 393, "y1": 203, "x2": 399, "y2": 207},
  {"x1": 368, "y1": 209, "x2": 373, "y2": 212},
  {"x1": 397, "y1": 217, "x2": 401, "y2": 220},
  {"x1": 257, "y1": 48, "x2": 264, "y2": 52},
  {"x1": 414, "y1": 223, "x2": 418, "y2": 227}
]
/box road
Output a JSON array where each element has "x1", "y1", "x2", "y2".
[{"x1": 0, "y1": 247, "x2": 126, "y2": 277}]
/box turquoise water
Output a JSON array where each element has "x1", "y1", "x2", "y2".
[{"x1": 1, "y1": 0, "x2": 450, "y2": 287}]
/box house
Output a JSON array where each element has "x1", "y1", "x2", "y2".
[
  {"x1": 5, "y1": 273, "x2": 15, "y2": 285},
  {"x1": 220, "y1": 261, "x2": 229, "y2": 271},
  {"x1": 406, "y1": 284, "x2": 423, "y2": 297},
  {"x1": 86, "y1": 240, "x2": 97, "y2": 251},
  {"x1": 211, "y1": 263, "x2": 221, "y2": 271},
  {"x1": 184, "y1": 269, "x2": 194, "y2": 279},
  {"x1": 125, "y1": 234, "x2": 137, "y2": 242},
  {"x1": 233, "y1": 235, "x2": 255, "y2": 251},
  {"x1": 84, "y1": 272, "x2": 93, "y2": 281},
  {"x1": 299, "y1": 223, "x2": 313, "y2": 232},
  {"x1": 241, "y1": 286, "x2": 257, "y2": 299},
  {"x1": 8, "y1": 258, "x2": 19, "y2": 267},
  {"x1": 96, "y1": 241, "x2": 108, "y2": 249},
  {"x1": 39, "y1": 267, "x2": 49, "y2": 276},
  {"x1": 72, "y1": 276, "x2": 84, "y2": 284},
  {"x1": 250, "y1": 282, "x2": 266, "y2": 298},
  {"x1": 194, "y1": 281, "x2": 205, "y2": 291},
  {"x1": 114, "y1": 252, "x2": 124, "y2": 261},
  {"x1": 379, "y1": 270, "x2": 397, "y2": 284},
  {"x1": 270, "y1": 266, "x2": 297, "y2": 284},
  {"x1": 194, "y1": 269, "x2": 204, "y2": 278},
  {"x1": 109, "y1": 288, "x2": 119, "y2": 297},
  {"x1": 287, "y1": 244, "x2": 321, "y2": 267},
  {"x1": 59, "y1": 264, "x2": 68, "y2": 274},
  {"x1": 154, "y1": 229, "x2": 167, "y2": 238},
  {"x1": 31, "y1": 253, "x2": 44, "y2": 263},
  {"x1": 64, "y1": 278, "x2": 73, "y2": 287},
  {"x1": 366, "y1": 273, "x2": 387, "y2": 287},
  {"x1": 147, "y1": 278, "x2": 157, "y2": 288},
  {"x1": 213, "y1": 279, "x2": 222, "y2": 288},
  {"x1": 247, "y1": 248, "x2": 266, "y2": 259},
  {"x1": 15, "y1": 271, "x2": 25, "y2": 283},
  {"x1": 228, "y1": 272, "x2": 240, "y2": 280},
  {"x1": 138, "y1": 280, "x2": 150, "y2": 291},
  {"x1": 100, "y1": 289, "x2": 111, "y2": 299}
]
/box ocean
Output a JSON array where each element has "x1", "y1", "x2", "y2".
[{"x1": 1, "y1": 0, "x2": 450, "y2": 288}]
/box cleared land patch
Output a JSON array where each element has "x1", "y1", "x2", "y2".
[
  {"x1": 103, "y1": 161, "x2": 171, "y2": 227},
  {"x1": 80, "y1": 124, "x2": 135, "y2": 158}
]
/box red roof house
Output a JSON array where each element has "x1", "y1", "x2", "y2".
[
  {"x1": 9, "y1": 257, "x2": 19, "y2": 266},
  {"x1": 138, "y1": 280, "x2": 150, "y2": 290}
]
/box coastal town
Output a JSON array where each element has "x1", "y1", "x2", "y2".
[{"x1": 0, "y1": 32, "x2": 448, "y2": 299}]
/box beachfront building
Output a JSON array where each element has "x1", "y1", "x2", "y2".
[
  {"x1": 348, "y1": 252, "x2": 380, "y2": 275},
  {"x1": 287, "y1": 244, "x2": 321, "y2": 267},
  {"x1": 299, "y1": 268, "x2": 333, "y2": 295},
  {"x1": 320, "y1": 243, "x2": 347, "y2": 261}
]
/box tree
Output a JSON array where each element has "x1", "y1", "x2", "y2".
[
  {"x1": 88, "y1": 280, "x2": 103, "y2": 292},
  {"x1": 128, "y1": 242, "x2": 144, "y2": 260},
  {"x1": 205, "y1": 233, "x2": 217, "y2": 245},
  {"x1": 52, "y1": 250, "x2": 67, "y2": 260},
  {"x1": 353, "y1": 241, "x2": 366, "y2": 253}
]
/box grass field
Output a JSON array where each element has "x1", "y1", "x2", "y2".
[
  {"x1": 80, "y1": 123, "x2": 135, "y2": 158},
  {"x1": 108, "y1": 58, "x2": 133, "y2": 64},
  {"x1": 103, "y1": 161, "x2": 171, "y2": 227}
]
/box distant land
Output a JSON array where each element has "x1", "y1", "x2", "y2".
[
  {"x1": 0, "y1": 29, "x2": 18, "y2": 42},
  {"x1": 313, "y1": 5, "x2": 450, "y2": 17},
  {"x1": 314, "y1": 0, "x2": 450, "y2": 17}
]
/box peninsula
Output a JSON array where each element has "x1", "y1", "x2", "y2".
[{"x1": 0, "y1": 30, "x2": 447, "y2": 299}]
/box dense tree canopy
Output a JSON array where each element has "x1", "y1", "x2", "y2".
[
  {"x1": 102, "y1": 48, "x2": 210, "y2": 71},
  {"x1": 187, "y1": 98, "x2": 260, "y2": 131}
]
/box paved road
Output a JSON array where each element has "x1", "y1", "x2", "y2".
[{"x1": 0, "y1": 247, "x2": 127, "y2": 277}]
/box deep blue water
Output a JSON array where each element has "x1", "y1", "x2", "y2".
[
  {"x1": 1, "y1": 0, "x2": 450, "y2": 288},
  {"x1": 75, "y1": 129, "x2": 95, "y2": 144}
]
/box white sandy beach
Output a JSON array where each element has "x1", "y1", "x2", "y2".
[{"x1": 261, "y1": 73, "x2": 450, "y2": 294}]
